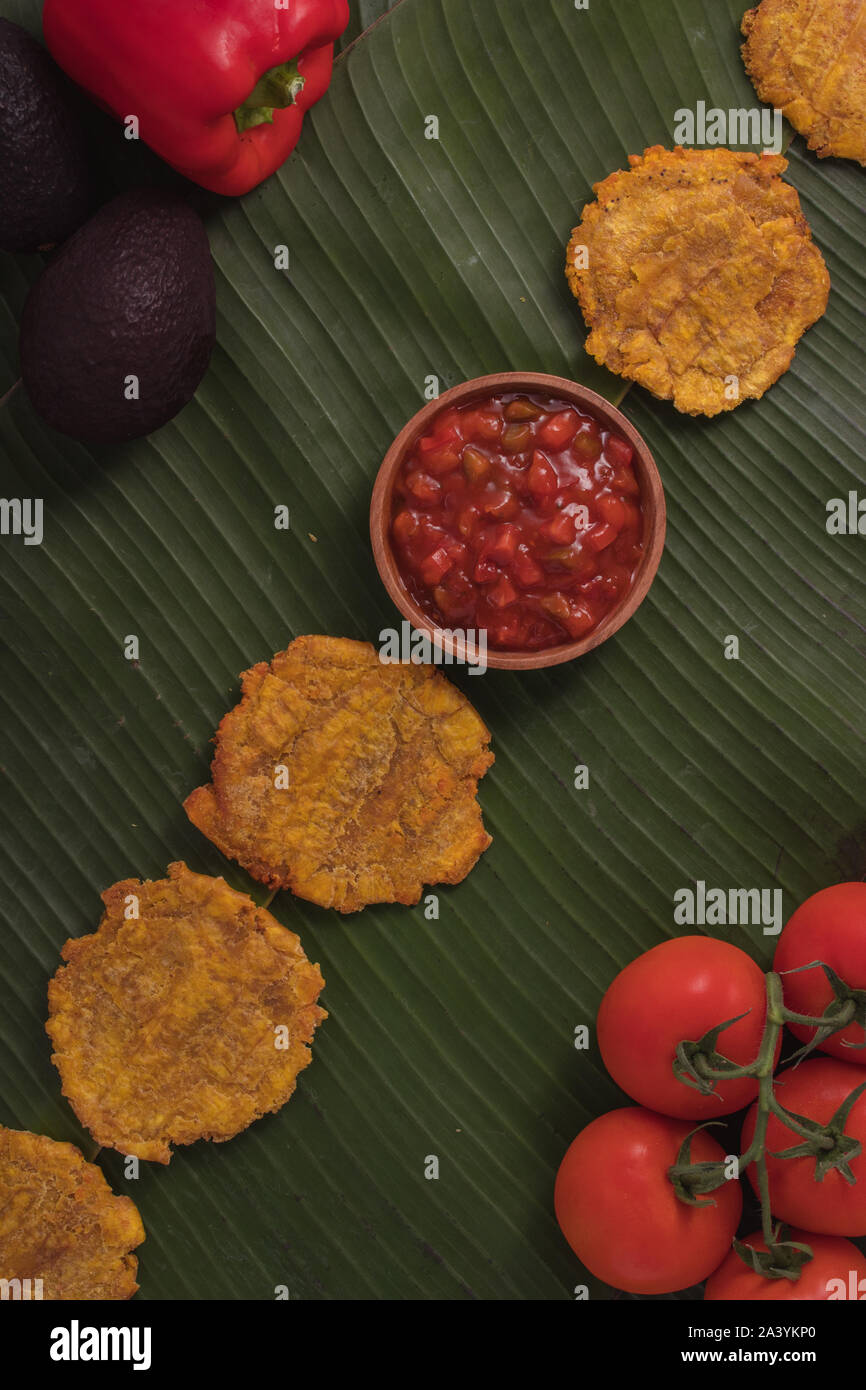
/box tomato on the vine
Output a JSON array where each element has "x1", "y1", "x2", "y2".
[
  {"x1": 704, "y1": 1228, "x2": 866, "y2": 1301},
  {"x1": 597, "y1": 936, "x2": 777, "y2": 1119},
  {"x1": 554, "y1": 1107, "x2": 742, "y2": 1294},
  {"x1": 774, "y1": 882, "x2": 866, "y2": 1064},
  {"x1": 741, "y1": 1058, "x2": 866, "y2": 1236}
]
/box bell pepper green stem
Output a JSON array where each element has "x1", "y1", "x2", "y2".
[{"x1": 235, "y1": 59, "x2": 306, "y2": 133}]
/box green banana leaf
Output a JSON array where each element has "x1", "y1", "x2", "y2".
[
  {"x1": 1, "y1": 0, "x2": 865, "y2": 1300},
  {"x1": 341, "y1": 1, "x2": 397, "y2": 50}
]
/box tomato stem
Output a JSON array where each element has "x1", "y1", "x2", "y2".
[
  {"x1": 782, "y1": 1001, "x2": 855, "y2": 1028},
  {"x1": 763, "y1": 1090, "x2": 831, "y2": 1145},
  {"x1": 749, "y1": 972, "x2": 784, "y2": 1248}
]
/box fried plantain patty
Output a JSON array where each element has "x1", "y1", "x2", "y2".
[
  {"x1": 566, "y1": 145, "x2": 829, "y2": 416},
  {"x1": 184, "y1": 635, "x2": 494, "y2": 913},
  {"x1": 0, "y1": 1126, "x2": 145, "y2": 1298},
  {"x1": 743, "y1": 0, "x2": 866, "y2": 165},
  {"x1": 46, "y1": 862, "x2": 326, "y2": 1163}
]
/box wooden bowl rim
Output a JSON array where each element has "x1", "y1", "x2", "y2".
[{"x1": 369, "y1": 372, "x2": 666, "y2": 671}]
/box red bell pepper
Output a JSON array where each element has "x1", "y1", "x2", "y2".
[{"x1": 42, "y1": 0, "x2": 350, "y2": 196}]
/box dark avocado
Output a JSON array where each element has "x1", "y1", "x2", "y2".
[
  {"x1": 0, "y1": 19, "x2": 92, "y2": 253},
  {"x1": 20, "y1": 188, "x2": 216, "y2": 445}
]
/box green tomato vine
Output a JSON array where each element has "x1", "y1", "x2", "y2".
[{"x1": 667, "y1": 962, "x2": 866, "y2": 1281}]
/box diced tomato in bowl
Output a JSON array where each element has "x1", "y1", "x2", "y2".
[{"x1": 371, "y1": 374, "x2": 666, "y2": 670}]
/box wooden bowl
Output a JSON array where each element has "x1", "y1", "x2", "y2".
[{"x1": 370, "y1": 372, "x2": 666, "y2": 672}]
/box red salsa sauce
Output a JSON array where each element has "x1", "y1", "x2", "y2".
[{"x1": 390, "y1": 392, "x2": 645, "y2": 651}]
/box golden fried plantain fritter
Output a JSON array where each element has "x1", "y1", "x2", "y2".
[
  {"x1": 184, "y1": 635, "x2": 494, "y2": 913},
  {"x1": 565, "y1": 145, "x2": 830, "y2": 416},
  {"x1": 46, "y1": 862, "x2": 326, "y2": 1163},
  {"x1": 0, "y1": 1126, "x2": 144, "y2": 1298},
  {"x1": 743, "y1": 0, "x2": 866, "y2": 165}
]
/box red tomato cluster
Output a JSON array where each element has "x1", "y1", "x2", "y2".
[{"x1": 555, "y1": 885, "x2": 866, "y2": 1300}]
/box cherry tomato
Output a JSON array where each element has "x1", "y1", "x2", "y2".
[
  {"x1": 554, "y1": 1107, "x2": 742, "y2": 1294},
  {"x1": 597, "y1": 937, "x2": 778, "y2": 1119},
  {"x1": 741, "y1": 1058, "x2": 866, "y2": 1236},
  {"x1": 774, "y1": 883, "x2": 866, "y2": 1065},
  {"x1": 704, "y1": 1228, "x2": 866, "y2": 1300}
]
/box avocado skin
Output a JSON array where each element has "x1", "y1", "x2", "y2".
[
  {"x1": 0, "y1": 19, "x2": 93, "y2": 253},
  {"x1": 20, "y1": 188, "x2": 216, "y2": 445}
]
